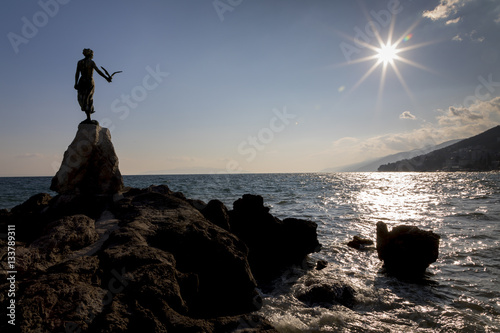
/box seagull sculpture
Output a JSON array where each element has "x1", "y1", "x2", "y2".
[{"x1": 101, "y1": 66, "x2": 122, "y2": 80}]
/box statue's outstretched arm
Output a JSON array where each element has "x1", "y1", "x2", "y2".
[{"x1": 93, "y1": 61, "x2": 112, "y2": 82}]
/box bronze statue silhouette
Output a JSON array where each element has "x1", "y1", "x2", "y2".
[{"x1": 74, "y1": 49, "x2": 116, "y2": 123}]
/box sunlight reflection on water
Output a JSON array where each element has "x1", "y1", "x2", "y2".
[
  {"x1": 249, "y1": 172, "x2": 500, "y2": 332},
  {"x1": 2, "y1": 172, "x2": 499, "y2": 331}
]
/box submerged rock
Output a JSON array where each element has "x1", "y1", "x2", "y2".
[
  {"x1": 50, "y1": 124, "x2": 123, "y2": 195},
  {"x1": 296, "y1": 277, "x2": 356, "y2": 309},
  {"x1": 316, "y1": 260, "x2": 328, "y2": 271},
  {"x1": 347, "y1": 235, "x2": 374, "y2": 250},
  {"x1": 376, "y1": 221, "x2": 440, "y2": 278}
]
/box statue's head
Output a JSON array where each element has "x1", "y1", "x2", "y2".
[{"x1": 82, "y1": 48, "x2": 94, "y2": 58}]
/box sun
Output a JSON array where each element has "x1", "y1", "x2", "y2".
[
  {"x1": 337, "y1": 18, "x2": 434, "y2": 106},
  {"x1": 376, "y1": 43, "x2": 399, "y2": 65}
]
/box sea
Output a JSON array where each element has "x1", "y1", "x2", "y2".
[{"x1": 1, "y1": 172, "x2": 499, "y2": 332}]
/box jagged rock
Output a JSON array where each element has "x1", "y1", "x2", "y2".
[
  {"x1": 11, "y1": 192, "x2": 52, "y2": 215},
  {"x1": 200, "y1": 199, "x2": 230, "y2": 231},
  {"x1": 31, "y1": 214, "x2": 99, "y2": 255},
  {"x1": 229, "y1": 194, "x2": 321, "y2": 280},
  {"x1": 347, "y1": 235, "x2": 374, "y2": 249},
  {"x1": 296, "y1": 277, "x2": 356, "y2": 308},
  {"x1": 1, "y1": 193, "x2": 53, "y2": 243},
  {"x1": 0, "y1": 185, "x2": 282, "y2": 332},
  {"x1": 316, "y1": 260, "x2": 328, "y2": 271},
  {"x1": 376, "y1": 221, "x2": 440, "y2": 278},
  {"x1": 50, "y1": 124, "x2": 123, "y2": 195},
  {"x1": 17, "y1": 256, "x2": 104, "y2": 332},
  {"x1": 187, "y1": 199, "x2": 207, "y2": 211}
]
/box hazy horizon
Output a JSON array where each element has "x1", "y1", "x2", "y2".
[{"x1": 2, "y1": 0, "x2": 500, "y2": 177}]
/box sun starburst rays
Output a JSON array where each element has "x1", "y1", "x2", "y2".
[{"x1": 336, "y1": 16, "x2": 433, "y2": 107}]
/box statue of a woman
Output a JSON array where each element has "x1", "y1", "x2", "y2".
[{"x1": 74, "y1": 49, "x2": 111, "y2": 122}]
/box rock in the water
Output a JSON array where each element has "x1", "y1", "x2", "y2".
[
  {"x1": 315, "y1": 260, "x2": 328, "y2": 271},
  {"x1": 51, "y1": 123, "x2": 123, "y2": 195},
  {"x1": 347, "y1": 235, "x2": 374, "y2": 249},
  {"x1": 376, "y1": 221, "x2": 440, "y2": 278},
  {"x1": 229, "y1": 194, "x2": 321, "y2": 280},
  {"x1": 296, "y1": 277, "x2": 356, "y2": 308}
]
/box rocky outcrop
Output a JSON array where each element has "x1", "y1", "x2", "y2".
[
  {"x1": 50, "y1": 124, "x2": 123, "y2": 195},
  {"x1": 0, "y1": 186, "x2": 322, "y2": 332},
  {"x1": 0, "y1": 186, "x2": 296, "y2": 332},
  {"x1": 376, "y1": 221, "x2": 440, "y2": 278},
  {"x1": 229, "y1": 194, "x2": 321, "y2": 280}
]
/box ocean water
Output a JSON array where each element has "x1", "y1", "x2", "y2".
[{"x1": 1, "y1": 172, "x2": 499, "y2": 332}]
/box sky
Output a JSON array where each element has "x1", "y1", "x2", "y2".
[{"x1": 1, "y1": 0, "x2": 499, "y2": 176}]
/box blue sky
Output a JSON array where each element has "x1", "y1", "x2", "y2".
[{"x1": 1, "y1": 0, "x2": 499, "y2": 176}]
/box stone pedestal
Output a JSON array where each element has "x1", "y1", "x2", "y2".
[{"x1": 51, "y1": 124, "x2": 123, "y2": 195}]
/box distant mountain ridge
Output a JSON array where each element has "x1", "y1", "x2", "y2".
[
  {"x1": 378, "y1": 126, "x2": 500, "y2": 172},
  {"x1": 322, "y1": 139, "x2": 460, "y2": 172}
]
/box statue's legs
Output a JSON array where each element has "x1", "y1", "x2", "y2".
[{"x1": 77, "y1": 78, "x2": 96, "y2": 119}]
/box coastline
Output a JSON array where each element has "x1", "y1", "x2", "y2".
[{"x1": 0, "y1": 185, "x2": 320, "y2": 332}]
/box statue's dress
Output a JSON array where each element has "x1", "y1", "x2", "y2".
[{"x1": 76, "y1": 60, "x2": 95, "y2": 114}]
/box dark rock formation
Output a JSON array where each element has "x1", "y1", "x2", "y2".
[
  {"x1": 315, "y1": 260, "x2": 328, "y2": 271},
  {"x1": 228, "y1": 194, "x2": 321, "y2": 280},
  {"x1": 50, "y1": 124, "x2": 123, "y2": 195},
  {"x1": 200, "y1": 199, "x2": 230, "y2": 231},
  {"x1": 376, "y1": 221, "x2": 440, "y2": 278},
  {"x1": 296, "y1": 277, "x2": 356, "y2": 308},
  {"x1": 1, "y1": 193, "x2": 53, "y2": 243},
  {"x1": 347, "y1": 235, "x2": 374, "y2": 250},
  {"x1": 0, "y1": 186, "x2": 287, "y2": 333}
]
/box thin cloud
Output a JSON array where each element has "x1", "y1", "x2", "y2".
[
  {"x1": 446, "y1": 17, "x2": 462, "y2": 24},
  {"x1": 469, "y1": 30, "x2": 485, "y2": 42},
  {"x1": 16, "y1": 153, "x2": 44, "y2": 159},
  {"x1": 400, "y1": 111, "x2": 417, "y2": 120},
  {"x1": 423, "y1": 0, "x2": 472, "y2": 20},
  {"x1": 326, "y1": 96, "x2": 500, "y2": 165},
  {"x1": 332, "y1": 136, "x2": 359, "y2": 147},
  {"x1": 452, "y1": 30, "x2": 485, "y2": 42}
]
